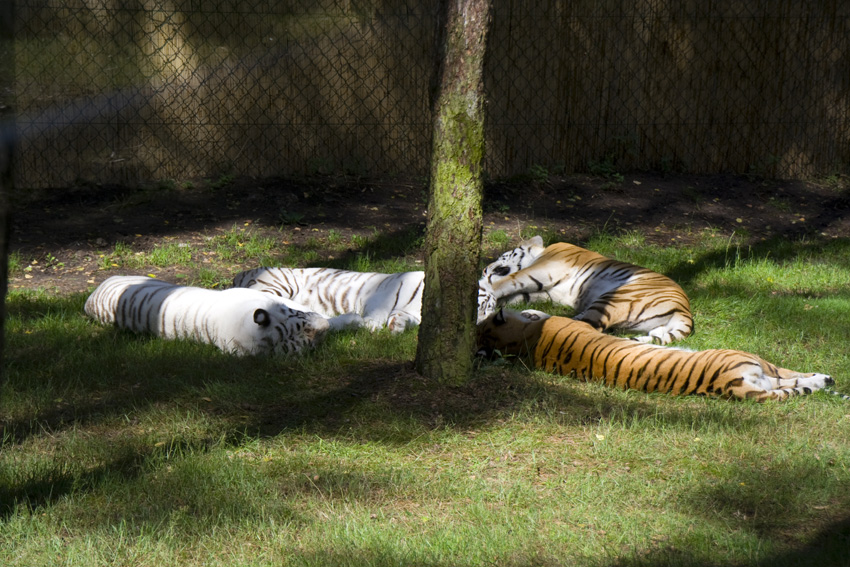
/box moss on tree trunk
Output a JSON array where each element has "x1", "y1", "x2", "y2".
[{"x1": 415, "y1": 0, "x2": 491, "y2": 384}]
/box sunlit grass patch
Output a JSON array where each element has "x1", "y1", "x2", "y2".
[
  {"x1": 199, "y1": 225, "x2": 280, "y2": 267},
  {"x1": 146, "y1": 242, "x2": 194, "y2": 267}
]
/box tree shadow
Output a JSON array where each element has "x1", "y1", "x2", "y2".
[
  {"x1": 605, "y1": 513, "x2": 850, "y2": 567},
  {"x1": 4, "y1": 232, "x2": 849, "y2": 556}
]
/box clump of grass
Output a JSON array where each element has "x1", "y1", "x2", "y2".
[
  {"x1": 6, "y1": 251, "x2": 24, "y2": 277},
  {"x1": 210, "y1": 226, "x2": 278, "y2": 264},
  {"x1": 193, "y1": 267, "x2": 231, "y2": 289},
  {"x1": 278, "y1": 209, "x2": 305, "y2": 225},
  {"x1": 146, "y1": 243, "x2": 194, "y2": 267}
]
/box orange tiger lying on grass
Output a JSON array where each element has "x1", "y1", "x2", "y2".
[
  {"x1": 477, "y1": 309, "x2": 839, "y2": 402},
  {"x1": 477, "y1": 236, "x2": 693, "y2": 345}
]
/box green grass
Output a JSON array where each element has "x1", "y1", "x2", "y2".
[
  {"x1": 80, "y1": 224, "x2": 426, "y2": 288},
  {"x1": 3, "y1": 229, "x2": 850, "y2": 566}
]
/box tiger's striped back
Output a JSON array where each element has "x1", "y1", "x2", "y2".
[
  {"x1": 231, "y1": 267, "x2": 424, "y2": 333},
  {"x1": 478, "y1": 237, "x2": 693, "y2": 345},
  {"x1": 476, "y1": 310, "x2": 835, "y2": 402},
  {"x1": 85, "y1": 275, "x2": 330, "y2": 355}
]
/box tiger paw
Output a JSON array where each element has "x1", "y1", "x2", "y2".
[
  {"x1": 387, "y1": 313, "x2": 418, "y2": 334},
  {"x1": 327, "y1": 313, "x2": 367, "y2": 330},
  {"x1": 800, "y1": 373, "x2": 834, "y2": 389},
  {"x1": 819, "y1": 374, "x2": 835, "y2": 387}
]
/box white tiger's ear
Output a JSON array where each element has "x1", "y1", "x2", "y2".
[
  {"x1": 521, "y1": 235, "x2": 544, "y2": 248},
  {"x1": 253, "y1": 308, "x2": 271, "y2": 327}
]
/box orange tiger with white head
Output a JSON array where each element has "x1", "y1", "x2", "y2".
[{"x1": 478, "y1": 236, "x2": 693, "y2": 345}]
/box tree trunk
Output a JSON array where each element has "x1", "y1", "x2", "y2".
[
  {"x1": 0, "y1": 0, "x2": 14, "y2": 395},
  {"x1": 415, "y1": 0, "x2": 491, "y2": 384}
]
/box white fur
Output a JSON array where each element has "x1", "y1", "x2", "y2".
[
  {"x1": 231, "y1": 267, "x2": 424, "y2": 333},
  {"x1": 85, "y1": 275, "x2": 330, "y2": 355}
]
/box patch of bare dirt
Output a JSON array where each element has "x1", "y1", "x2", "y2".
[{"x1": 9, "y1": 172, "x2": 850, "y2": 295}]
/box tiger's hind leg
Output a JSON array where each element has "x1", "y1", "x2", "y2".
[
  {"x1": 573, "y1": 293, "x2": 659, "y2": 342},
  {"x1": 574, "y1": 284, "x2": 693, "y2": 345},
  {"x1": 575, "y1": 303, "x2": 689, "y2": 346},
  {"x1": 631, "y1": 312, "x2": 695, "y2": 345}
]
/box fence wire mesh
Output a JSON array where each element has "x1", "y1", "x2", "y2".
[{"x1": 11, "y1": 0, "x2": 850, "y2": 188}]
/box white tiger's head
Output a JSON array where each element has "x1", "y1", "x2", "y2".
[
  {"x1": 222, "y1": 293, "x2": 331, "y2": 356},
  {"x1": 480, "y1": 235, "x2": 545, "y2": 285},
  {"x1": 250, "y1": 303, "x2": 330, "y2": 356}
]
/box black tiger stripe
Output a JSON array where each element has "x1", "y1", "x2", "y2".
[{"x1": 691, "y1": 362, "x2": 724, "y2": 396}]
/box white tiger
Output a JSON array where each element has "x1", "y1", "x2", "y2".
[
  {"x1": 84, "y1": 275, "x2": 331, "y2": 356},
  {"x1": 231, "y1": 267, "x2": 424, "y2": 333}
]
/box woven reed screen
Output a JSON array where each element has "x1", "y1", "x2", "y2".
[{"x1": 12, "y1": 0, "x2": 850, "y2": 188}]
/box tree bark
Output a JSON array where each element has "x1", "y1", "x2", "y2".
[
  {"x1": 415, "y1": 0, "x2": 491, "y2": 384},
  {"x1": 0, "y1": 0, "x2": 14, "y2": 395}
]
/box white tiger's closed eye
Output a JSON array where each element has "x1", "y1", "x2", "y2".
[{"x1": 493, "y1": 266, "x2": 511, "y2": 276}]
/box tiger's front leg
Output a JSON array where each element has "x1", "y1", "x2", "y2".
[
  {"x1": 327, "y1": 313, "x2": 368, "y2": 331},
  {"x1": 477, "y1": 284, "x2": 499, "y2": 323},
  {"x1": 727, "y1": 365, "x2": 834, "y2": 401},
  {"x1": 757, "y1": 364, "x2": 834, "y2": 392}
]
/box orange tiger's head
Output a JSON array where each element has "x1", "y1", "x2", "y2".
[{"x1": 476, "y1": 308, "x2": 550, "y2": 357}]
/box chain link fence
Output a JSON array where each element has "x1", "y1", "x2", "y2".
[{"x1": 11, "y1": 0, "x2": 850, "y2": 188}]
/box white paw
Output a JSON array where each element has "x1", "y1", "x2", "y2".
[
  {"x1": 387, "y1": 313, "x2": 417, "y2": 334},
  {"x1": 364, "y1": 318, "x2": 386, "y2": 332},
  {"x1": 519, "y1": 309, "x2": 551, "y2": 322},
  {"x1": 327, "y1": 313, "x2": 367, "y2": 330},
  {"x1": 799, "y1": 373, "x2": 834, "y2": 390}
]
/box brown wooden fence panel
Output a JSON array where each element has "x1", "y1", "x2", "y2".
[{"x1": 11, "y1": 0, "x2": 850, "y2": 188}]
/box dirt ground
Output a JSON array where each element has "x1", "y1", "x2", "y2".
[{"x1": 8, "y1": 171, "x2": 850, "y2": 295}]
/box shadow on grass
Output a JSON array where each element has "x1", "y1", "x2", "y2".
[
  {"x1": 321, "y1": 224, "x2": 425, "y2": 270},
  {"x1": 0, "y1": 439, "x2": 202, "y2": 521},
  {"x1": 3, "y1": 286, "x2": 849, "y2": 557},
  {"x1": 758, "y1": 515, "x2": 850, "y2": 567},
  {"x1": 606, "y1": 515, "x2": 850, "y2": 567}
]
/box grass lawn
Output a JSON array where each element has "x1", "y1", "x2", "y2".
[{"x1": 2, "y1": 228, "x2": 849, "y2": 566}]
